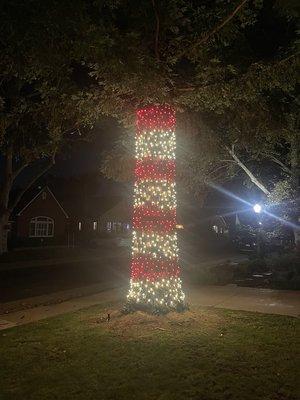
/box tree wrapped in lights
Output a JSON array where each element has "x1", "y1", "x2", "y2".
[{"x1": 126, "y1": 105, "x2": 186, "y2": 313}]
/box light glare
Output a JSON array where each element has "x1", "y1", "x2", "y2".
[{"x1": 253, "y1": 203, "x2": 262, "y2": 213}]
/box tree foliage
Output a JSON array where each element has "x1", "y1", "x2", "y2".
[
  {"x1": 97, "y1": 0, "x2": 299, "y2": 199},
  {"x1": 0, "y1": 0, "x2": 299, "y2": 253}
]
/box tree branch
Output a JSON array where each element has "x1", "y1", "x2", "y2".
[
  {"x1": 207, "y1": 164, "x2": 230, "y2": 177},
  {"x1": 196, "y1": 0, "x2": 249, "y2": 47},
  {"x1": 268, "y1": 155, "x2": 292, "y2": 175},
  {"x1": 278, "y1": 51, "x2": 300, "y2": 65},
  {"x1": 8, "y1": 154, "x2": 56, "y2": 213},
  {"x1": 151, "y1": 0, "x2": 160, "y2": 61},
  {"x1": 12, "y1": 163, "x2": 29, "y2": 182},
  {"x1": 226, "y1": 145, "x2": 270, "y2": 196}
]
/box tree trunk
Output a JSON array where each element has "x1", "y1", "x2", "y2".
[
  {"x1": 290, "y1": 133, "x2": 300, "y2": 250},
  {"x1": 0, "y1": 223, "x2": 4, "y2": 255},
  {"x1": 0, "y1": 213, "x2": 9, "y2": 255},
  {"x1": 0, "y1": 147, "x2": 13, "y2": 255},
  {"x1": 0, "y1": 146, "x2": 55, "y2": 255}
]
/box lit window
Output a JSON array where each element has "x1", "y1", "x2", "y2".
[
  {"x1": 123, "y1": 223, "x2": 130, "y2": 231},
  {"x1": 93, "y1": 221, "x2": 97, "y2": 231},
  {"x1": 78, "y1": 222, "x2": 82, "y2": 231},
  {"x1": 212, "y1": 225, "x2": 218, "y2": 234},
  {"x1": 29, "y1": 217, "x2": 54, "y2": 237},
  {"x1": 107, "y1": 222, "x2": 112, "y2": 231}
]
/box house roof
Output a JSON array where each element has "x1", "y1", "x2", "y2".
[
  {"x1": 62, "y1": 196, "x2": 124, "y2": 219},
  {"x1": 210, "y1": 215, "x2": 228, "y2": 227},
  {"x1": 16, "y1": 186, "x2": 69, "y2": 218},
  {"x1": 11, "y1": 181, "x2": 130, "y2": 221},
  {"x1": 100, "y1": 200, "x2": 131, "y2": 221}
]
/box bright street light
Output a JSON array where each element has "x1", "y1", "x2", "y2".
[{"x1": 253, "y1": 203, "x2": 262, "y2": 214}]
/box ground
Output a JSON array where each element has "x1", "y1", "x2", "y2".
[{"x1": 1, "y1": 301, "x2": 299, "y2": 400}]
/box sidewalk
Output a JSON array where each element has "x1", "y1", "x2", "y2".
[
  {"x1": 188, "y1": 284, "x2": 300, "y2": 317},
  {"x1": 1, "y1": 284, "x2": 299, "y2": 331},
  {"x1": 0, "y1": 281, "x2": 121, "y2": 314}
]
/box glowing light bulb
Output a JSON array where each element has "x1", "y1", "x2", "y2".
[{"x1": 253, "y1": 204, "x2": 262, "y2": 213}]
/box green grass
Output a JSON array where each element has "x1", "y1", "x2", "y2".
[{"x1": 1, "y1": 303, "x2": 299, "y2": 400}]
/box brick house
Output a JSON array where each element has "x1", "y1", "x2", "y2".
[
  {"x1": 15, "y1": 186, "x2": 69, "y2": 246},
  {"x1": 99, "y1": 200, "x2": 131, "y2": 234},
  {"x1": 11, "y1": 185, "x2": 132, "y2": 247}
]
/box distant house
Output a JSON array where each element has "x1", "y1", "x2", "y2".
[
  {"x1": 210, "y1": 215, "x2": 229, "y2": 235},
  {"x1": 15, "y1": 186, "x2": 69, "y2": 246},
  {"x1": 65, "y1": 197, "x2": 131, "y2": 237},
  {"x1": 100, "y1": 200, "x2": 131, "y2": 234},
  {"x1": 10, "y1": 184, "x2": 132, "y2": 248}
]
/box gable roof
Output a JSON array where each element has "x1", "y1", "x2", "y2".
[
  {"x1": 100, "y1": 200, "x2": 131, "y2": 221},
  {"x1": 61, "y1": 196, "x2": 123, "y2": 219},
  {"x1": 17, "y1": 186, "x2": 69, "y2": 218},
  {"x1": 210, "y1": 214, "x2": 228, "y2": 227}
]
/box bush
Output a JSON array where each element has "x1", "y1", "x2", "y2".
[
  {"x1": 232, "y1": 262, "x2": 249, "y2": 278},
  {"x1": 191, "y1": 263, "x2": 235, "y2": 285},
  {"x1": 267, "y1": 254, "x2": 300, "y2": 290},
  {"x1": 190, "y1": 253, "x2": 300, "y2": 289},
  {"x1": 267, "y1": 253, "x2": 300, "y2": 272},
  {"x1": 191, "y1": 260, "x2": 266, "y2": 286}
]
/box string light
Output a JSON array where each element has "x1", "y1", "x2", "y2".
[
  {"x1": 134, "y1": 181, "x2": 177, "y2": 210},
  {"x1": 132, "y1": 231, "x2": 179, "y2": 260},
  {"x1": 135, "y1": 159, "x2": 176, "y2": 181},
  {"x1": 135, "y1": 130, "x2": 176, "y2": 160},
  {"x1": 126, "y1": 105, "x2": 186, "y2": 312}
]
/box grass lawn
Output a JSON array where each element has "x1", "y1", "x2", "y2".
[{"x1": 1, "y1": 302, "x2": 299, "y2": 400}]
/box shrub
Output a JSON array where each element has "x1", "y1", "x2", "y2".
[
  {"x1": 190, "y1": 253, "x2": 300, "y2": 289},
  {"x1": 191, "y1": 263, "x2": 235, "y2": 285},
  {"x1": 267, "y1": 254, "x2": 300, "y2": 290}
]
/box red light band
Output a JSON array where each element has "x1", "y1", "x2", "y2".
[
  {"x1": 136, "y1": 105, "x2": 176, "y2": 134},
  {"x1": 131, "y1": 255, "x2": 180, "y2": 281},
  {"x1": 135, "y1": 159, "x2": 175, "y2": 181}
]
